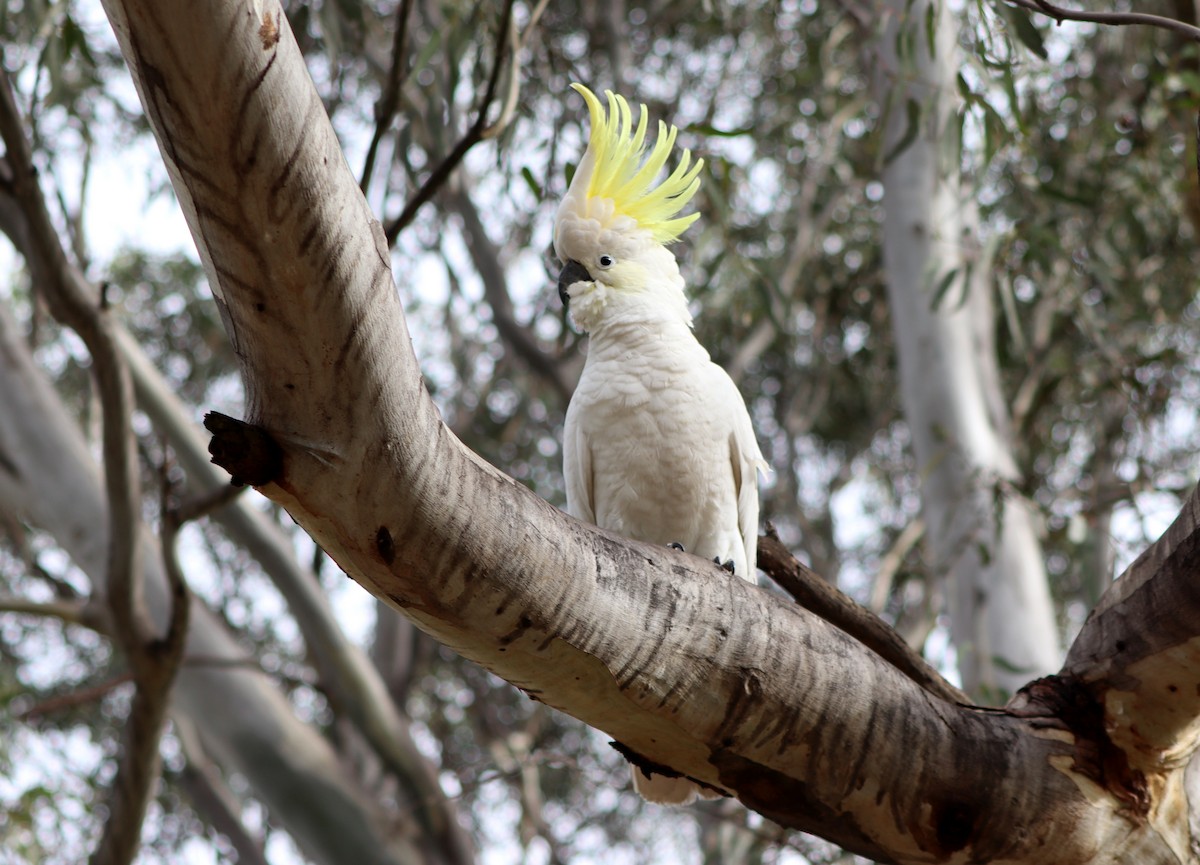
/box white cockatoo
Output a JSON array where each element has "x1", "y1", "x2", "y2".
[{"x1": 554, "y1": 84, "x2": 767, "y2": 805}]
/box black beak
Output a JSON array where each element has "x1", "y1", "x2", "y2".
[{"x1": 557, "y1": 259, "x2": 592, "y2": 307}]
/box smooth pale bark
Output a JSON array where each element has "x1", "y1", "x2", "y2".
[
  {"x1": 97, "y1": 0, "x2": 1200, "y2": 861},
  {"x1": 0, "y1": 304, "x2": 413, "y2": 865},
  {"x1": 876, "y1": 0, "x2": 1061, "y2": 695}
]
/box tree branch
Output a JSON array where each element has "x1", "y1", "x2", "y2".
[
  {"x1": 0, "y1": 595, "x2": 91, "y2": 626},
  {"x1": 757, "y1": 528, "x2": 968, "y2": 705},
  {"x1": 172, "y1": 716, "x2": 270, "y2": 865},
  {"x1": 443, "y1": 182, "x2": 574, "y2": 400},
  {"x1": 1009, "y1": 0, "x2": 1200, "y2": 41},
  {"x1": 0, "y1": 63, "x2": 184, "y2": 865},
  {"x1": 359, "y1": 0, "x2": 416, "y2": 194},
  {"x1": 382, "y1": 0, "x2": 518, "y2": 243},
  {"x1": 1051, "y1": 481, "x2": 1200, "y2": 770}
]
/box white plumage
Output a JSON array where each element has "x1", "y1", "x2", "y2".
[{"x1": 554, "y1": 84, "x2": 766, "y2": 805}]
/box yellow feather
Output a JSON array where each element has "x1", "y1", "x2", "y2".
[{"x1": 570, "y1": 83, "x2": 703, "y2": 244}]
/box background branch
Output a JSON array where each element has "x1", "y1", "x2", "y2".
[
  {"x1": 444, "y1": 181, "x2": 574, "y2": 400},
  {"x1": 757, "y1": 528, "x2": 969, "y2": 705},
  {"x1": 1010, "y1": 0, "x2": 1200, "y2": 40},
  {"x1": 359, "y1": 0, "x2": 416, "y2": 193},
  {"x1": 0, "y1": 65, "x2": 189, "y2": 865},
  {"x1": 383, "y1": 0, "x2": 518, "y2": 243}
]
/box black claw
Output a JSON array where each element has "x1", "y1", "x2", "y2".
[
  {"x1": 668, "y1": 542, "x2": 686, "y2": 552},
  {"x1": 714, "y1": 556, "x2": 736, "y2": 574}
]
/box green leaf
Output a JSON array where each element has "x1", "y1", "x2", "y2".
[
  {"x1": 883, "y1": 98, "x2": 922, "y2": 166},
  {"x1": 1000, "y1": 60, "x2": 1027, "y2": 135},
  {"x1": 925, "y1": 1, "x2": 937, "y2": 61},
  {"x1": 520, "y1": 167, "x2": 542, "y2": 199},
  {"x1": 684, "y1": 122, "x2": 756, "y2": 138},
  {"x1": 940, "y1": 107, "x2": 965, "y2": 171},
  {"x1": 930, "y1": 266, "x2": 961, "y2": 310},
  {"x1": 979, "y1": 98, "x2": 1009, "y2": 167},
  {"x1": 991, "y1": 653, "x2": 1036, "y2": 674},
  {"x1": 1003, "y1": 4, "x2": 1048, "y2": 60},
  {"x1": 956, "y1": 72, "x2": 972, "y2": 101}
]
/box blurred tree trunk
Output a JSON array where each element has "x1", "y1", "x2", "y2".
[
  {"x1": 0, "y1": 305, "x2": 424, "y2": 865},
  {"x1": 875, "y1": 0, "x2": 1061, "y2": 697}
]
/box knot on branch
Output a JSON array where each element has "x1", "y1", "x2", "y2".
[
  {"x1": 203, "y1": 411, "x2": 283, "y2": 487},
  {"x1": 1011, "y1": 674, "x2": 1150, "y2": 817}
]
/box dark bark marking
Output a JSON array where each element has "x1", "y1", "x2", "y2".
[
  {"x1": 612, "y1": 576, "x2": 683, "y2": 688},
  {"x1": 231, "y1": 50, "x2": 277, "y2": 177},
  {"x1": 714, "y1": 665, "x2": 765, "y2": 744},
  {"x1": 375, "y1": 526, "x2": 395, "y2": 565},
  {"x1": 320, "y1": 227, "x2": 351, "y2": 286},
  {"x1": 265, "y1": 92, "x2": 322, "y2": 225},
  {"x1": 0, "y1": 445, "x2": 19, "y2": 480},
  {"x1": 499, "y1": 614, "x2": 534, "y2": 647}
]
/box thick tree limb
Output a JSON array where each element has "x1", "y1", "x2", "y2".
[
  {"x1": 99, "y1": 0, "x2": 1200, "y2": 861},
  {"x1": 1059, "y1": 483, "x2": 1200, "y2": 771},
  {"x1": 171, "y1": 715, "x2": 269, "y2": 865},
  {"x1": 0, "y1": 595, "x2": 91, "y2": 626}
]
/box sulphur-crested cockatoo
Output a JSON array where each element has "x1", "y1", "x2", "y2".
[{"x1": 554, "y1": 83, "x2": 766, "y2": 805}]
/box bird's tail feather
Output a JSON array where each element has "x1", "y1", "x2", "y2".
[{"x1": 632, "y1": 766, "x2": 721, "y2": 805}]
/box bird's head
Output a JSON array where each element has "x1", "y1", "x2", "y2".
[{"x1": 553, "y1": 84, "x2": 703, "y2": 334}]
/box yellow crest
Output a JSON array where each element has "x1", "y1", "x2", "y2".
[{"x1": 570, "y1": 83, "x2": 704, "y2": 244}]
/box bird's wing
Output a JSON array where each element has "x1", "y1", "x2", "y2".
[
  {"x1": 563, "y1": 407, "x2": 596, "y2": 524},
  {"x1": 725, "y1": 378, "x2": 767, "y2": 577}
]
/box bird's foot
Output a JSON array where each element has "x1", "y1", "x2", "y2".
[{"x1": 714, "y1": 556, "x2": 736, "y2": 574}]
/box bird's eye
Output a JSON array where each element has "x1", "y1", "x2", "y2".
[{"x1": 598, "y1": 254, "x2": 615, "y2": 268}]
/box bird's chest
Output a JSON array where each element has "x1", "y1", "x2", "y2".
[{"x1": 570, "y1": 355, "x2": 732, "y2": 539}]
